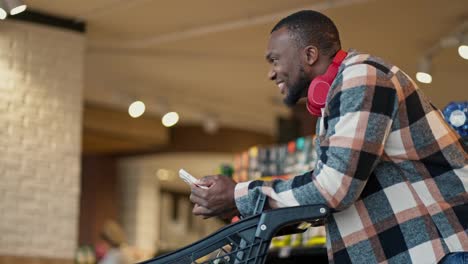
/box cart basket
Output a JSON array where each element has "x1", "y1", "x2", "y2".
[{"x1": 139, "y1": 204, "x2": 330, "y2": 264}]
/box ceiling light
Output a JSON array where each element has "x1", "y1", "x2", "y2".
[
  {"x1": 162, "y1": 112, "x2": 179, "y2": 127},
  {"x1": 458, "y1": 45, "x2": 468, "y2": 60},
  {"x1": 203, "y1": 114, "x2": 219, "y2": 134},
  {"x1": 416, "y1": 72, "x2": 432, "y2": 84},
  {"x1": 0, "y1": 10, "x2": 6, "y2": 20},
  {"x1": 0, "y1": 3, "x2": 7, "y2": 19},
  {"x1": 128, "y1": 101, "x2": 145, "y2": 118},
  {"x1": 3, "y1": 0, "x2": 26, "y2": 15},
  {"x1": 415, "y1": 57, "x2": 432, "y2": 84},
  {"x1": 156, "y1": 169, "x2": 171, "y2": 181},
  {"x1": 203, "y1": 119, "x2": 219, "y2": 134}
]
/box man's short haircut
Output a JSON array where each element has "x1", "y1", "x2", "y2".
[{"x1": 271, "y1": 10, "x2": 341, "y2": 57}]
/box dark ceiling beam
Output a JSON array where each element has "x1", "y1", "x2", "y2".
[{"x1": 8, "y1": 8, "x2": 86, "y2": 33}]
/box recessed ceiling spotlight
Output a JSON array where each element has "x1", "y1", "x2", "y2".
[
  {"x1": 128, "y1": 101, "x2": 145, "y2": 118},
  {"x1": 3, "y1": 0, "x2": 27, "y2": 15},
  {"x1": 415, "y1": 57, "x2": 432, "y2": 84},
  {"x1": 162, "y1": 112, "x2": 179, "y2": 127},
  {"x1": 458, "y1": 44, "x2": 468, "y2": 60}
]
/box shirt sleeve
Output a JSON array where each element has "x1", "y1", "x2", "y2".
[{"x1": 234, "y1": 63, "x2": 398, "y2": 216}]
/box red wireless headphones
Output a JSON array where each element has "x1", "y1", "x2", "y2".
[{"x1": 306, "y1": 50, "x2": 348, "y2": 116}]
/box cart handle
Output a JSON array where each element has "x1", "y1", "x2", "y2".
[{"x1": 254, "y1": 204, "x2": 329, "y2": 239}]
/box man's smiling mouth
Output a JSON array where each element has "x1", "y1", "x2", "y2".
[{"x1": 277, "y1": 82, "x2": 286, "y2": 94}]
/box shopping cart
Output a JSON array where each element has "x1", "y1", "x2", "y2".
[{"x1": 139, "y1": 194, "x2": 330, "y2": 264}]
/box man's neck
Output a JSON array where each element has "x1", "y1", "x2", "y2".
[{"x1": 314, "y1": 55, "x2": 334, "y2": 77}]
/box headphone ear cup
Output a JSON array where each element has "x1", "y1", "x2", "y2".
[
  {"x1": 306, "y1": 49, "x2": 347, "y2": 117},
  {"x1": 307, "y1": 77, "x2": 330, "y2": 116},
  {"x1": 309, "y1": 79, "x2": 330, "y2": 105}
]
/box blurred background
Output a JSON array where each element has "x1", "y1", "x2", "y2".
[{"x1": 0, "y1": 0, "x2": 467, "y2": 263}]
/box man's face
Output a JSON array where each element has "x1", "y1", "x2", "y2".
[{"x1": 266, "y1": 27, "x2": 311, "y2": 107}]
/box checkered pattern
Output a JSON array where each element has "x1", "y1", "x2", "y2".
[{"x1": 235, "y1": 50, "x2": 468, "y2": 263}]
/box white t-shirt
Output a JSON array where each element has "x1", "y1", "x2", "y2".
[{"x1": 98, "y1": 248, "x2": 131, "y2": 264}]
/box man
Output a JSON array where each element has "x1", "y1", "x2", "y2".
[
  {"x1": 98, "y1": 220, "x2": 133, "y2": 264},
  {"x1": 190, "y1": 10, "x2": 467, "y2": 263}
]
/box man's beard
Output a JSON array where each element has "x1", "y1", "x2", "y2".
[{"x1": 283, "y1": 68, "x2": 311, "y2": 107}]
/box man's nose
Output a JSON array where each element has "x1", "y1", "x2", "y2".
[{"x1": 268, "y1": 68, "x2": 276, "y2": 80}]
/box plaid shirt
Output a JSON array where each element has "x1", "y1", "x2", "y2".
[{"x1": 235, "y1": 50, "x2": 468, "y2": 263}]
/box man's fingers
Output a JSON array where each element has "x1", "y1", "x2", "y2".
[
  {"x1": 192, "y1": 204, "x2": 214, "y2": 219},
  {"x1": 189, "y1": 175, "x2": 237, "y2": 219},
  {"x1": 190, "y1": 185, "x2": 208, "y2": 198},
  {"x1": 190, "y1": 193, "x2": 208, "y2": 207},
  {"x1": 197, "y1": 175, "x2": 219, "y2": 186}
]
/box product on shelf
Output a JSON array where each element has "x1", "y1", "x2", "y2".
[
  {"x1": 231, "y1": 135, "x2": 327, "y2": 250},
  {"x1": 233, "y1": 135, "x2": 318, "y2": 181}
]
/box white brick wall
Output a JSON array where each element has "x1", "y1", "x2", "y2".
[{"x1": 0, "y1": 21, "x2": 84, "y2": 259}]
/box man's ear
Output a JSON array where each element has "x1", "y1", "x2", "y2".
[{"x1": 304, "y1": 45, "x2": 318, "y2": 66}]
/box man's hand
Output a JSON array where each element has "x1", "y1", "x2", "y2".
[{"x1": 190, "y1": 175, "x2": 239, "y2": 219}]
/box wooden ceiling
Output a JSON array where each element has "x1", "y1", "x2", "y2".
[
  {"x1": 23, "y1": 0, "x2": 468, "y2": 153},
  {"x1": 82, "y1": 103, "x2": 169, "y2": 154}
]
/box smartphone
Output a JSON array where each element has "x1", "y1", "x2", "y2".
[{"x1": 179, "y1": 169, "x2": 208, "y2": 189}]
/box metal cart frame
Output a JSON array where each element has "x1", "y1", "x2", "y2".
[{"x1": 139, "y1": 203, "x2": 329, "y2": 264}]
